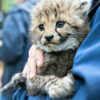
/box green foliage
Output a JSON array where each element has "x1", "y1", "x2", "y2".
[{"x1": 2, "y1": 0, "x2": 17, "y2": 12}]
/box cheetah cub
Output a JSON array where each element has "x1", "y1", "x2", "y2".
[{"x1": 0, "y1": 0, "x2": 90, "y2": 99}]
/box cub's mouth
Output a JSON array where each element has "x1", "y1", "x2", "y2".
[
  {"x1": 40, "y1": 42, "x2": 59, "y2": 50},
  {"x1": 42, "y1": 42, "x2": 60, "y2": 46},
  {"x1": 40, "y1": 34, "x2": 68, "y2": 47},
  {"x1": 37, "y1": 34, "x2": 79, "y2": 52}
]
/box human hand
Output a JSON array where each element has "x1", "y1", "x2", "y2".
[{"x1": 23, "y1": 45, "x2": 44, "y2": 79}]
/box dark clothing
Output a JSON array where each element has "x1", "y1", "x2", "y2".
[
  {"x1": 89, "y1": 0, "x2": 100, "y2": 20},
  {"x1": 0, "y1": 1, "x2": 39, "y2": 99},
  {"x1": 13, "y1": 1, "x2": 100, "y2": 100}
]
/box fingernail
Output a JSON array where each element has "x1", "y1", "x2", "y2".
[
  {"x1": 37, "y1": 61, "x2": 41, "y2": 67},
  {"x1": 30, "y1": 72, "x2": 33, "y2": 78}
]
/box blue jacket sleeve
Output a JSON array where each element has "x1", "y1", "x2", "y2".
[
  {"x1": 72, "y1": 6, "x2": 100, "y2": 100},
  {"x1": 12, "y1": 5, "x2": 100, "y2": 100},
  {"x1": 0, "y1": 12, "x2": 27, "y2": 63},
  {"x1": 13, "y1": 88, "x2": 67, "y2": 100}
]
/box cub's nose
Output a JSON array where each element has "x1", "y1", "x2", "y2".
[{"x1": 45, "y1": 35, "x2": 54, "y2": 42}]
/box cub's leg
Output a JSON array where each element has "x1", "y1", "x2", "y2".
[{"x1": 26, "y1": 74, "x2": 75, "y2": 98}]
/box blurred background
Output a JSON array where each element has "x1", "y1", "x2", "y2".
[
  {"x1": 0, "y1": 0, "x2": 17, "y2": 13},
  {"x1": 0, "y1": 0, "x2": 36, "y2": 99},
  {"x1": 0, "y1": 0, "x2": 17, "y2": 87}
]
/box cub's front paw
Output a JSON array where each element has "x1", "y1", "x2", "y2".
[
  {"x1": 12, "y1": 73, "x2": 26, "y2": 88},
  {"x1": 26, "y1": 75, "x2": 40, "y2": 96}
]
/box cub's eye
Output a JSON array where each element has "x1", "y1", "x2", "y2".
[
  {"x1": 56, "y1": 21, "x2": 65, "y2": 28},
  {"x1": 39, "y1": 24, "x2": 45, "y2": 31}
]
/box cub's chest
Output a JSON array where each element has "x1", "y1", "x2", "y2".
[{"x1": 37, "y1": 50, "x2": 76, "y2": 77}]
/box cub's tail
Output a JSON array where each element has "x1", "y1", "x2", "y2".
[
  {"x1": 0, "y1": 73, "x2": 26, "y2": 93},
  {"x1": 0, "y1": 81, "x2": 13, "y2": 93}
]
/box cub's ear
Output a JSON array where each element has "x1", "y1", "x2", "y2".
[{"x1": 80, "y1": 0, "x2": 91, "y2": 16}]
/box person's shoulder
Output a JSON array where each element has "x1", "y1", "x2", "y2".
[
  {"x1": 8, "y1": 6, "x2": 19, "y2": 14},
  {"x1": 8, "y1": 0, "x2": 40, "y2": 15},
  {"x1": 18, "y1": 0, "x2": 40, "y2": 13}
]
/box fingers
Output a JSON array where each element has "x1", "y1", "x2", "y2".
[
  {"x1": 23, "y1": 58, "x2": 36, "y2": 80},
  {"x1": 29, "y1": 45, "x2": 37, "y2": 57},
  {"x1": 36, "y1": 49, "x2": 44, "y2": 68},
  {"x1": 30, "y1": 59, "x2": 37, "y2": 77},
  {"x1": 23, "y1": 45, "x2": 44, "y2": 80},
  {"x1": 23, "y1": 62, "x2": 29, "y2": 74},
  {"x1": 29, "y1": 45, "x2": 44, "y2": 68}
]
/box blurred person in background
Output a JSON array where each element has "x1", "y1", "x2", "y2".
[{"x1": 0, "y1": 0, "x2": 39, "y2": 100}]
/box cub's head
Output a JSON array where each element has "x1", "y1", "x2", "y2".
[{"x1": 30, "y1": 0, "x2": 90, "y2": 52}]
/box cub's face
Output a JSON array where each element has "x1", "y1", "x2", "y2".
[{"x1": 30, "y1": 0, "x2": 90, "y2": 52}]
